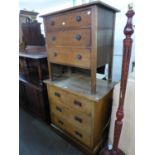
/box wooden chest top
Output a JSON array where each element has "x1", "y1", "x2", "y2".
[
  {"x1": 41, "y1": 1, "x2": 119, "y2": 18},
  {"x1": 44, "y1": 74, "x2": 114, "y2": 101}
]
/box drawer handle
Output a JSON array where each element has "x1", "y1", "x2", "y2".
[
  {"x1": 56, "y1": 106, "x2": 62, "y2": 112},
  {"x1": 76, "y1": 54, "x2": 82, "y2": 60},
  {"x1": 53, "y1": 52, "x2": 58, "y2": 57},
  {"x1": 76, "y1": 16, "x2": 81, "y2": 22},
  {"x1": 54, "y1": 92, "x2": 61, "y2": 97},
  {"x1": 58, "y1": 120, "x2": 64, "y2": 125},
  {"x1": 74, "y1": 116, "x2": 82, "y2": 123},
  {"x1": 74, "y1": 100, "x2": 82, "y2": 107},
  {"x1": 75, "y1": 131, "x2": 83, "y2": 138},
  {"x1": 52, "y1": 36, "x2": 56, "y2": 41},
  {"x1": 51, "y1": 21, "x2": 55, "y2": 26},
  {"x1": 75, "y1": 34, "x2": 81, "y2": 41}
]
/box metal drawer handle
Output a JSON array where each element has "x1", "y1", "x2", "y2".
[
  {"x1": 75, "y1": 131, "x2": 83, "y2": 138},
  {"x1": 58, "y1": 120, "x2": 64, "y2": 125},
  {"x1": 56, "y1": 106, "x2": 62, "y2": 112},
  {"x1": 75, "y1": 34, "x2": 81, "y2": 41},
  {"x1": 54, "y1": 92, "x2": 61, "y2": 97},
  {"x1": 51, "y1": 21, "x2": 55, "y2": 26},
  {"x1": 76, "y1": 54, "x2": 82, "y2": 60},
  {"x1": 52, "y1": 36, "x2": 56, "y2": 41},
  {"x1": 76, "y1": 16, "x2": 81, "y2": 22},
  {"x1": 74, "y1": 100, "x2": 82, "y2": 107},
  {"x1": 53, "y1": 52, "x2": 58, "y2": 57},
  {"x1": 74, "y1": 116, "x2": 82, "y2": 123}
]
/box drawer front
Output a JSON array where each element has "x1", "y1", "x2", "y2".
[
  {"x1": 66, "y1": 91, "x2": 93, "y2": 116},
  {"x1": 51, "y1": 102, "x2": 92, "y2": 134},
  {"x1": 48, "y1": 85, "x2": 92, "y2": 116},
  {"x1": 46, "y1": 29, "x2": 91, "y2": 47},
  {"x1": 44, "y1": 9, "x2": 92, "y2": 31},
  {"x1": 52, "y1": 114, "x2": 91, "y2": 147},
  {"x1": 48, "y1": 48, "x2": 91, "y2": 69},
  {"x1": 47, "y1": 85, "x2": 67, "y2": 105}
]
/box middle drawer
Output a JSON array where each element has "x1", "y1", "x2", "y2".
[
  {"x1": 46, "y1": 29, "x2": 91, "y2": 47},
  {"x1": 51, "y1": 102, "x2": 92, "y2": 134},
  {"x1": 48, "y1": 47, "x2": 91, "y2": 69}
]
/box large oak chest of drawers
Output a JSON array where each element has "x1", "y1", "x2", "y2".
[
  {"x1": 44, "y1": 74, "x2": 114, "y2": 154},
  {"x1": 42, "y1": 1, "x2": 119, "y2": 94}
]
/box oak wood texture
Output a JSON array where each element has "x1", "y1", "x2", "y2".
[
  {"x1": 44, "y1": 74, "x2": 114, "y2": 153},
  {"x1": 48, "y1": 47, "x2": 91, "y2": 69},
  {"x1": 42, "y1": 2, "x2": 119, "y2": 94},
  {"x1": 46, "y1": 29, "x2": 91, "y2": 47},
  {"x1": 40, "y1": 1, "x2": 119, "y2": 17},
  {"x1": 52, "y1": 113, "x2": 91, "y2": 147},
  {"x1": 44, "y1": 8, "x2": 91, "y2": 31}
]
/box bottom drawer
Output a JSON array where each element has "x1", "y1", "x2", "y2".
[{"x1": 52, "y1": 114, "x2": 91, "y2": 147}]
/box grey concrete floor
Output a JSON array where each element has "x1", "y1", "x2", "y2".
[{"x1": 19, "y1": 108, "x2": 85, "y2": 155}]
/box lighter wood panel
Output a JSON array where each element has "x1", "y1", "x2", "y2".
[
  {"x1": 92, "y1": 90, "x2": 112, "y2": 147},
  {"x1": 51, "y1": 102, "x2": 92, "y2": 134},
  {"x1": 52, "y1": 114, "x2": 91, "y2": 147},
  {"x1": 48, "y1": 85, "x2": 93, "y2": 116}
]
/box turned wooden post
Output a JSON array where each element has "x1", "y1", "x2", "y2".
[{"x1": 100, "y1": 4, "x2": 135, "y2": 155}]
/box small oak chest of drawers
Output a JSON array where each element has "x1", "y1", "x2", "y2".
[
  {"x1": 44, "y1": 74, "x2": 114, "y2": 154},
  {"x1": 41, "y1": 1, "x2": 119, "y2": 94}
]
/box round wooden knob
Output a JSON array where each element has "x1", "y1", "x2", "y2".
[
  {"x1": 76, "y1": 54, "x2": 82, "y2": 60},
  {"x1": 76, "y1": 16, "x2": 81, "y2": 22},
  {"x1": 53, "y1": 52, "x2": 58, "y2": 57},
  {"x1": 75, "y1": 34, "x2": 81, "y2": 41},
  {"x1": 51, "y1": 21, "x2": 55, "y2": 26},
  {"x1": 52, "y1": 36, "x2": 56, "y2": 41}
]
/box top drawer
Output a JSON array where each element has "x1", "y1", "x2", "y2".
[
  {"x1": 44, "y1": 9, "x2": 92, "y2": 31},
  {"x1": 47, "y1": 85, "x2": 93, "y2": 116}
]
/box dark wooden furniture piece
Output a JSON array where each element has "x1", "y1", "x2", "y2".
[
  {"x1": 19, "y1": 75, "x2": 50, "y2": 122},
  {"x1": 19, "y1": 51, "x2": 50, "y2": 122},
  {"x1": 44, "y1": 74, "x2": 114, "y2": 154},
  {"x1": 41, "y1": 1, "x2": 119, "y2": 94},
  {"x1": 100, "y1": 5, "x2": 135, "y2": 155},
  {"x1": 22, "y1": 20, "x2": 45, "y2": 47},
  {"x1": 19, "y1": 51, "x2": 48, "y2": 83}
]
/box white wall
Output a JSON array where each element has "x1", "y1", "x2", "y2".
[{"x1": 19, "y1": 0, "x2": 135, "y2": 82}]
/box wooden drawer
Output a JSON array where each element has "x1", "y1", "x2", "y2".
[
  {"x1": 52, "y1": 114, "x2": 91, "y2": 147},
  {"x1": 46, "y1": 29, "x2": 91, "y2": 47},
  {"x1": 48, "y1": 48, "x2": 91, "y2": 69},
  {"x1": 47, "y1": 85, "x2": 92, "y2": 116},
  {"x1": 44, "y1": 9, "x2": 91, "y2": 31},
  {"x1": 65, "y1": 90, "x2": 93, "y2": 116},
  {"x1": 51, "y1": 102, "x2": 92, "y2": 134}
]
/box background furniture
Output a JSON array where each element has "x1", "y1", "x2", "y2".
[
  {"x1": 19, "y1": 10, "x2": 39, "y2": 45},
  {"x1": 19, "y1": 51, "x2": 48, "y2": 82},
  {"x1": 19, "y1": 75, "x2": 50, "y2": 122},
  {"x1": 22, "y1": 20, "x2": 45, "y2": 47},
  {"x1": 41, "y1": 1, "x2": 119, "y2": 94},
  {"x1": 19, "y1": 51, "x2": 50, "y2": 122}
]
